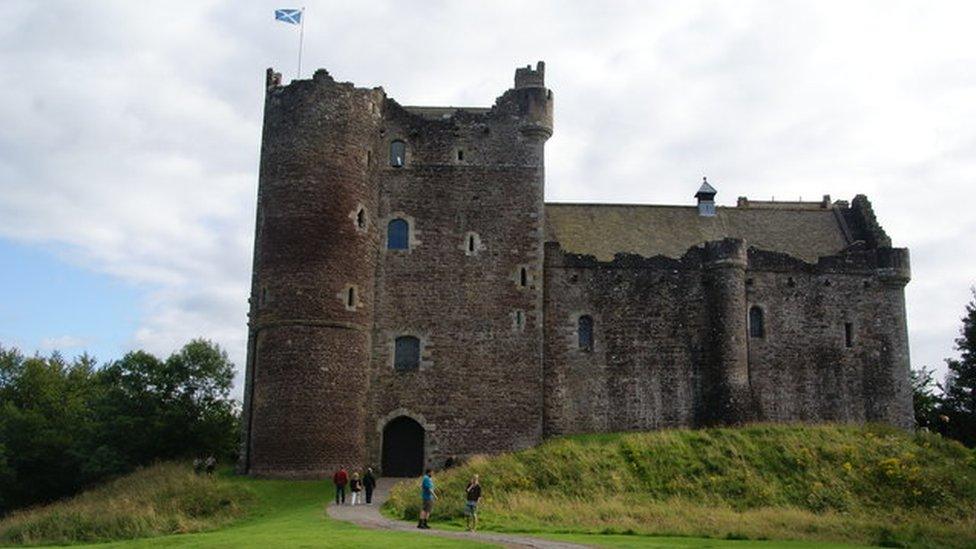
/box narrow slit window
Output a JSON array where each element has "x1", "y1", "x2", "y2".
[
  {"x1": 515, "y1": 310, "x2": 524, "y2": 330},
  {"x1": 578, "y1": 315, "x2": 594, "y2": 351},
  {"x1": 356, "y1": 208, "x2": 366, "y2": 229},
  {"x1": 387, "y1": 219, "x2": 409, "y2": 249},
  {"x1": 845, "y1": 322, "x2": 854, "y2": 348},
  {"x1": 394, "y1": 336, "x2": 420, "y2": 371},
  {"x1": 749, "y1": 306, "x2": 765, "y2": 338},
  {"x1": 520, "y1": 267, "x2": 528, "y2": 287},
  {"x1": 457, "y1": 149, "x2": 464, "y2": 161},
  {"x1": 468, "y1": 235, "x2": 475, "y2": 252},
  {"x1": 347, "y1": 287, "x2": 356, "y2": 308},
  {"x1": 390, "y1": 140, "x2": 406, "y2": 167}
]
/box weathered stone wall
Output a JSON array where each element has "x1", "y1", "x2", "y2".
[
  {"x1": 745, "y1": 247, "x2": 913, "y2": 428},
  {"x1": 543, "y1": 244, "x2": 708, "y2": 435},
  {"x1": 242, "y1": 69, "x2": 383, "y2": 476},
  {"x1": 543, "y1": 241, "x2": 914, "y2": 435},
  {"x1": 365, "y1": 66, "x2": 553, "y2": 470}
]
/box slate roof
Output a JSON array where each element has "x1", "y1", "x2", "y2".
[{"x1": 544, "y1": 202, "x2": 853, "y2": 263}]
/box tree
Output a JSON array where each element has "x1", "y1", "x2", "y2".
[
  {"x1": 911, "y1": 366, "x2": 941, "y2": 430},
  {"x1": 940, "y1": 288, "x2": 976, "y2": 446},
  {"x1": 0, "y1": 339, "x2": 240, "y2": 514}
]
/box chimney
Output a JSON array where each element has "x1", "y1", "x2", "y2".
[{"x1": 695, "y1": 177, "x2": 717, "y2": 216}]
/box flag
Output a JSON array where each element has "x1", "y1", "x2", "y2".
[{"x1": 275, "y1": 9, "x2": 302, "y2": 25}]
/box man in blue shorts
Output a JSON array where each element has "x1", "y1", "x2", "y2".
[{"x1": 418, "y1": 468, "x2": 436, "y2": 529}]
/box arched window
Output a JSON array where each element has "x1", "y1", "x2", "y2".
[
  {"x1": 394, "y1": 336, "x2": 420, "y2": 371},
  {"x1": 390, "y1": 140, "x2": 406, "y2": 167},
  {"x1": 578, "y1": 315, "x2": 593, "y2": 351},
  {"x1": 749, "y1": 306, "x2": 765, "y2": 338},
  {"x1": 387, "y1": 219, "x2": 409, "y2": 249}
]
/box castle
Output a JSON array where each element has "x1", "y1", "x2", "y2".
[{"x1": 240, "y1": 62, "x2": 913, "y2": 477}]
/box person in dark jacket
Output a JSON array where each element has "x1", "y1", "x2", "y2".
[
  {"x1": 464, "y1": 474, "x2": 482, "y2": 531},
  {"x1": 363, "y1": 467, "x2": 377, "y2": 504},
  {"x1": 332, "y1": 467, "x2": 348, "y2": 505}
]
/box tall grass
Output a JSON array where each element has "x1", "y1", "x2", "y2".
[
  {"x1": 0, "y1": 462, "x2": 254, "y2": 546},
  {"x1": 385, "y1": 424, "x2": 976, "y2": 548}
]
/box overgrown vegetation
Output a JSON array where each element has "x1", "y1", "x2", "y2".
[
  {"x1": 0, "y1": 462, "x2": 253, "y2": 545},
  {"x1": 385, "y1": 424, "x2": 976, "y2": 548},
  {"x1": 0, "y1": 340, "x2": 239, "y2": 514},
  {"x1": 913, "y1": 288, "x2": 976, "y2": 447}
]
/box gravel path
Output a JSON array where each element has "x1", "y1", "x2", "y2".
[{"x1": 327, "y1": 478, "x2": 589, "y2": 549}]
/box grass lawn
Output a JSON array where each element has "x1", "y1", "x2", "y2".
[
  {"x1": 19, "y1": 467, "x2": 868, "y2": 548},
  {"x1": 57, "y1": 473, "x2": 485, "y2": 549}
]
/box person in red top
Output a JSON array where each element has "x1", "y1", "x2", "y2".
[{"x1": 332, "y1": 466, "x2": 349, "y2": 505}]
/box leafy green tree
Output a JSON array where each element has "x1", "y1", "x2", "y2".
[
  {"x1": 940, "y1": 288, "x2": 976, "y2": 446},
  {"x1": 0, "y1": 339, "x2": 239, "y2": 514}
]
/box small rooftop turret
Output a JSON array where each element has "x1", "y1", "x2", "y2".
[
  {"x1": 696, "y1": 177, "x2": 717, "y2": 216},
  {"x1": 515, "y1": 61, "x2": 546, "y2": 89}
]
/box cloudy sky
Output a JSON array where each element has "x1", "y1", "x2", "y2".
[{"x1": 1, "y1": 0, "x2": 973, "y2": 394}]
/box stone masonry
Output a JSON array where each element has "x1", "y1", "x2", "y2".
[{"x1": 239, "y1": 62, "x2": 913, "y2": 477}]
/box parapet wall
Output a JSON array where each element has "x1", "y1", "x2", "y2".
[{"x1": 543, "y1": 239, "x2": 914, "y2": 435}]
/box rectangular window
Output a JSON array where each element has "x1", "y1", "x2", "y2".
[{"x1": 845, "y1": 322, "x2": 854, "y2": 348}]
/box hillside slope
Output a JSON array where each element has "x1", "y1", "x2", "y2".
[{"x1": 386, "y1": 424, "x2": 976, "y2": 548}]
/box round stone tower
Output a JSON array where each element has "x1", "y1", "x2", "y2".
[{"x1": 240, "y1": 68, "x2": 383, "y2": 476}]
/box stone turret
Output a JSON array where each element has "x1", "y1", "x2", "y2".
[
  {"x1": 240, "y1": 68, "x2": 383, "y2": 476},
  {"x1": 703, "y1": 238, "x2": 752, "y2": 425}
]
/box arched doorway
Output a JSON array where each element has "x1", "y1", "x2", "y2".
[{"x1": 381, "y1": 416, "x2": 424, "y2": 477}]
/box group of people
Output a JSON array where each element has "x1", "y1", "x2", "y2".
[
  {"x1": 418, "y1": 469, "x2": 483, "y2": 531},
  {"x1": 330, "y1": 466, "x2": 483, "y2": 531},
  {"x1": 192, "y1": 455, "x2": 217, "y2": 476},
  {"x1": 331, "y1": 466, "x2": 376, "y2": 505}
]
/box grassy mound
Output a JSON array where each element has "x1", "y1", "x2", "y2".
[
  {"x1": 385, "y1": 424, "x2": 976, "y2": 548},
  {"x1": 0, "y1": 462, "x2": 255, "y2": 546}
]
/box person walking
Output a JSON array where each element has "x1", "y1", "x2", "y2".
[
  {"x1": 363, "y1": 467, "x2": 376, "y2": 505},
  {"x1": 464, "y1": 474, "x2": 482, "y2": 531},
  {"x1": 418, "y1": 468, "x2": 436, "y2": 529},
  {"x1": 349, "y1": 472, "x2": 363, "y2": 506},
  {"x1": 332, "y1": 466, "x2": 349, "y2": 505}
]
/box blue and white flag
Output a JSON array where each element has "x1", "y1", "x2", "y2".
[{"x1": 275, "y1": 8, "x2": 302, "y2": 25}]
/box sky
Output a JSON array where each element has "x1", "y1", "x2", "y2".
[{"x1": 0, "y1": 0, "x2": 973, "y2": 396}]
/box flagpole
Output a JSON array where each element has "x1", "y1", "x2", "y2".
[{"x1": 297, "y1": 7, "x2": 305, "y2": 78}]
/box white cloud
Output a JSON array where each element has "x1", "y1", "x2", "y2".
[
  {"x1": 39, "y1": 335, "x2": 89, "y2": 352},
  {"x1": 0, "y1": 0, "x2": 973, "y2": 392}
]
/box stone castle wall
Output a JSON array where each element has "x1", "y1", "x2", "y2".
[{"x1": 240, "y1": 63, "x2": 912, "y2": 477}]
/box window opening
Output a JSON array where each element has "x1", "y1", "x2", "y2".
[
  {"x1": 357, "y1": 208, "x2": 366, "y2": 229},
  {"x1": 749, "y1": 306, "x2": 765, "y2": 338},
  {"x1": 845, "y1": 322, "x2": 854, "y2": 348},
  {"x1": 394, "y1": 336, "x2": 420, "y2": 371},
  {"x1": 390, "y1": 140, "x2": 406, "y2": 167},
  {"x1": 515, "y1": 310, "x2": 525, "y2": 330},
  {"x1": 578, "y1": 315, "x2": 594, "y2": 351},
  {"x1": 457, "y1": 149, "x2": 464, "y2": 161},
  {"x1": 520, "y1": 267, "x2": 528, "y2": 287},
  {"x1": 468, "y1": 235, "x2": 475, "y2": 253},
  {"x1": 347, "y1": 287, "x2": 356, "y2": 308},
  {"x1": 387, "y1": 219, "x2": 409, "y2": 249}
]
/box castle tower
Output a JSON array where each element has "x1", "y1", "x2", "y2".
[{"x1": 240, "y1": 69, "x2": 384, "y2": 476}]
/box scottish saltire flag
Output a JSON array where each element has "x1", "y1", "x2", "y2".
[{"x1": 275, "y1": 9, "x2": 302, "y2": 25}]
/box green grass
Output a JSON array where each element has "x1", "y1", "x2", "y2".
[
  {"x1": 0, "y1": 463, "x2": 485, "y2": 548},
  {"x1": 385, "y1": 424, "x2": 976, "y2": 548}
]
